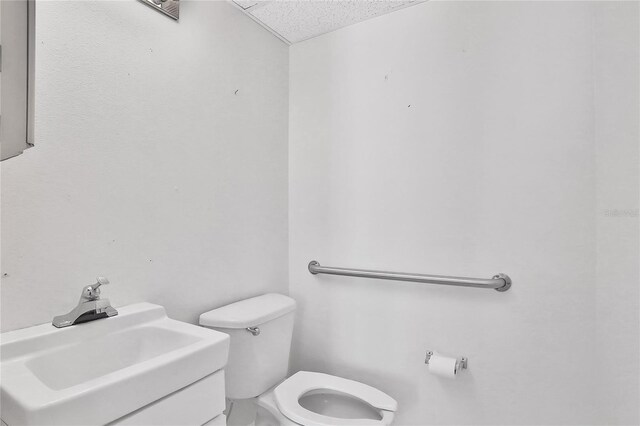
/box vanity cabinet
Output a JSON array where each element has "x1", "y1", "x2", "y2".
[
  {"x1": 0, "y1": 0, "x2": 35, "y2": 161},
  {"x1": 109, "y1": 370, "x2": 227, "y2": 426}
]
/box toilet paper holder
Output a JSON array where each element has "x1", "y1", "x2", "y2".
[{"x1": 425, "y1": 350, "x2": 468, "y2": 371}]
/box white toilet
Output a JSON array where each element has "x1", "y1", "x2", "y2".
[{"x1": 199, "y1": 293, "x2": 397, "y2": 426}]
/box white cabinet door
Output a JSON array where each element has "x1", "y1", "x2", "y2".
[{"x1": 0, "y1": 0, "x2": 34, "y2": 161}]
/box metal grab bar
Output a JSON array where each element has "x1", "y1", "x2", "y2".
[{"x1": 308, "y1": 260, "x2": 512, "y2": 292}]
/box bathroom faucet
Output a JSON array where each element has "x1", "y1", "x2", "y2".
[{"x1": 52, "y1": 277, "x2": 118, "y2": 328}]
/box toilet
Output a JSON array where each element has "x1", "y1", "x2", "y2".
[{"x1": 199, "y1": 293, "x2": 397, "y2": 426}]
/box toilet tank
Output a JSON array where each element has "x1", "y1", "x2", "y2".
[{"x1": 199, "y1": 293, "x2": 296, "y2": 400}]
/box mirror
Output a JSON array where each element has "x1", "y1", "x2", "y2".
[{"x1": 0, "y1": 0, "x2": 35, "y2": 161}]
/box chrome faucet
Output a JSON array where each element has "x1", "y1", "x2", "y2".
[{"x1": 52, "y1": 277, "x2": 118, "y2": 328}]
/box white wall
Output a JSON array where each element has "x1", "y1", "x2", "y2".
[
  {"x1": 289, "y1": 2, "x2": 638, "y2": 425},
  {"x1": 593, "y1": 3, "x2": 640, "y2": 424},
  {"x1": 0, "y1": 0, "x2": 289, "y2": 332}
]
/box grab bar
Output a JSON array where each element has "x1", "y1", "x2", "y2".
[{"x1": 308, "y1": 261, "x2": 511, "y2": 292}]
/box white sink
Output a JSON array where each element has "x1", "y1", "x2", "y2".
[{"x1": 0, "y1": 303, "x2": 229, "y2": 425}]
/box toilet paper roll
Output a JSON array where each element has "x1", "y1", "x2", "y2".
[{"x1": 428, "y1": 353, "x2": 459, "y2": 378}]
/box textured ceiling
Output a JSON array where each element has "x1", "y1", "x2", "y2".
[{"x1": 231, "y1": 0, "x2": 425, "y2": 44}]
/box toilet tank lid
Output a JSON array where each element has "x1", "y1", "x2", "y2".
[{"x1": 199, "y1": 293, "x2": 296, "y2": 329}]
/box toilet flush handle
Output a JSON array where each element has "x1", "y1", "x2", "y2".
[{"x1": 246, "y1": 326, "x2": 260, "y2": 336}]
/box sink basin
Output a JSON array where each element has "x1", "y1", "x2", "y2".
[{"x1": 0, "y1": 303, "x2": 229, "y2": 425}]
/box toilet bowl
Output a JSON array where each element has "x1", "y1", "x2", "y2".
[
  {"x1": 261, "y1": 371, "x2": 396, "y2": 426},
  {"x1": 199, "y1": 294, "x2": 397, "y2": 426}
]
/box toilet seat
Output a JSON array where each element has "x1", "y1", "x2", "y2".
[{"x1": 273, "y1": 371, "x2": 397, "y2": 426}]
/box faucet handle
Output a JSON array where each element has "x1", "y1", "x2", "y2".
[
  {"x1": 80, "y1": 277, "x2": 110, "y2": 301},
  {"x1": 95, "y1": 277, "x2": 110, "y2": 288}
]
